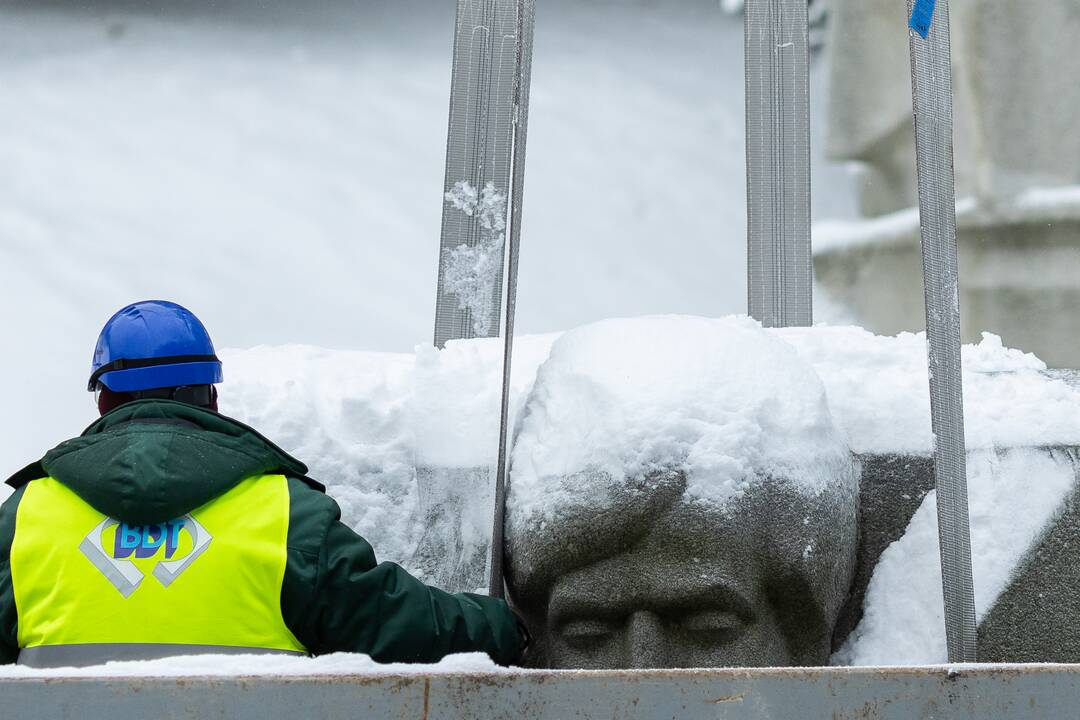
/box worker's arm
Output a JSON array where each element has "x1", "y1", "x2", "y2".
[
  {"x1": 281, "y1": 478, "x2": 525, "y2": 665},
  {"x1": 0, "y1": 487, "x2": 25, "y2": 664}
]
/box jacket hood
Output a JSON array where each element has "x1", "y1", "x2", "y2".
[{"x1": 8, "y1": 400, "x2": 317, "y2": 524}]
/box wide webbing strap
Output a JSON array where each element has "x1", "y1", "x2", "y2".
[
  {"x1": 744, "y1": 0, "x2": 813, "y2": 328},
  {"x1": 488, "y1": 0, "x2": 535, "y2": 600},
  {"x1": 907, "y1": 0, "x2": 977, "y2": 663},
  {"x1": 434, "y1": 0, "x2": 523, "y2": 348}
]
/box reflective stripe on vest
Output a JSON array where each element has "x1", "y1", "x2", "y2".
[
  {"x1": 11, "y1": 474, "x2": 306, "y2": 660},
  {"x1": 18, "y1": 643, "x2": 305, "y2": 668}
]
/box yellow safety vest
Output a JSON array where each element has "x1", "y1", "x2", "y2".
[{"x1": 11, "y1": 474, "x2": 306, "y2": 666}]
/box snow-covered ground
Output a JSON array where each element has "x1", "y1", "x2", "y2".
[{"x1": 0, "y1": 0, "x2": 854, "y2": 472}]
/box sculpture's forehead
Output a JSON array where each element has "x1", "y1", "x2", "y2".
[{"x1": 506, "y1": 470, "x2": 858, "y2": 618}]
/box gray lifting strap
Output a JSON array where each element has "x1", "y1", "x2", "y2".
[
  {"x1": 744, "y1": 0, "x2": 813, "y2": 328},
  {"x1": 434, "y1": 0, "x2": 523, "y2": 349},
  {"x1": 907, "y1": 0, "x2": 977, "y2": 663},
  {"x1": 488, "y1": 0, "x2": 535, "y2": 600}
]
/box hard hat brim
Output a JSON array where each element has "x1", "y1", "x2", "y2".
[{"x1": 97, "y1": 361, "x2": 224, "y2": 393}]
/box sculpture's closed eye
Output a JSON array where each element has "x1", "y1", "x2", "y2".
[
  {"x1": 557, "y1": 607, "x2": 748, "y2": 653},
  {"x1": 559, "y1": 618, "x2": 621, "y2": 650}
]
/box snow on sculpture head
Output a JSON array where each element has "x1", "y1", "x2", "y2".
[
  {"x1": 508, "y1": 315, "x2": 855, "y2": 522},
  {"x1": 505, "y1": 316, "x2": 859, "y2": 669}
]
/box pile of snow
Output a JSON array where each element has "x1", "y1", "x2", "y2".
[
  {"x1": 837, "y1": 448, "x2": 1078, "y2": 665},
  {"x1": 221, "y1": 345, "x2": 418, "y2": 560},
  {"x1": 777, "y1": 326, "x2": 1079, "y2": 455},
  {"x1": 215, "y1": 318, "x2": 1080, "y2": 583},
  {"x1": 507, "y1": 316, "x2": 854, "y2": 525},
  {"x1": 218, "y1": 334, "x2": 557, "y2": 575}
]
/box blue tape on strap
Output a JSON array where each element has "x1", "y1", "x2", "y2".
[{"x1": 909, "y1": 0, "x2": 937, "y2": 38}]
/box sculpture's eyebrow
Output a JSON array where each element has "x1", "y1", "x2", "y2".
[
  {"x1": 549, "y1": 575, "x2": 754, "y2": 623},
  {"x1": 650, "y1": 579, "x2": 755, "y2": 621}
]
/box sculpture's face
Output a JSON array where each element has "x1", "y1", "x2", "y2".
[
  {"x1": 542, "y1": 508, "x2": 793, "y2": 669},
  {"x1": 510, "y1": 478, "x2": 855, "y2": 669},
  {"x1": 504, "y1": 317, "x2": 862, "y2": 667}
]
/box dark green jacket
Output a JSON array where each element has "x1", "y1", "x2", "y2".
[{"x1": 0, "y1": 400, "x2": 522, "y2": 665}]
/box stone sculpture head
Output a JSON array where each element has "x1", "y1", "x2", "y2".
[{"x1": 505, "y1": 317, "x2": 860, "y2": 668}]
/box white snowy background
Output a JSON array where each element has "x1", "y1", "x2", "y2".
[
  {"x1": 23, "y1": 0, "x2": 1052, "y2": 673},
  {"x1": 0, "y1": 0, "x2": 855, "y2": 472},
  {"x1": 6, "y1": 1, "x2": 1080, "y2": 674}
]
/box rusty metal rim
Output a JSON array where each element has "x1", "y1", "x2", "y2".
[{"x1": 10, "y1": 663, "x2": 1080, "y2": 685}]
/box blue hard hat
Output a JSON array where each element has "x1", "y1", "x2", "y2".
[{"x1": 88, "y1": 301, "x2": 224, "y2": 392}]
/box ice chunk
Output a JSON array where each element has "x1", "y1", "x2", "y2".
[
  {"x1": 443, "y1": 180, "x2": 510, "y2": 335},
  {"x1": 442, "y1": 235, "x2": 505, "y2": 337}
]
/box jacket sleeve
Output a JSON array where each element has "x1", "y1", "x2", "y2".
[
  {"x1": 0, "y1": 486, "x2": 26, "y2": 664},
  {"x1": 281, "y1": 478, "x2": 523, "y2": 665}
]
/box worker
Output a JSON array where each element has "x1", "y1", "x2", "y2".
[{"x1": 0, "y1": 300, "x2": 526, "y2": 668}]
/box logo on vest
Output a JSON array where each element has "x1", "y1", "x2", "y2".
[{"x1": 79, "y1": 515, "x2": 213, "y2": 597}]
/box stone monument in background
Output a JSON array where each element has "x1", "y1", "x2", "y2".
[{"x1": 815, "y1": 0, "x2": 1080, "y2": 369}]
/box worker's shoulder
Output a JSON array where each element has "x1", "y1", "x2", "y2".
[
  {"x1": 0, "y1": 461, "x2": 45, "y2": 525},
  {"x1": 282, "y1": 474, "x2": 340, "y2": 555},
  {"x1": 4, "y1": 461, "x2": 46, "y2": 493},
  {"x1": 0, "y1": 473, "x2": 31, "y2": 553}
]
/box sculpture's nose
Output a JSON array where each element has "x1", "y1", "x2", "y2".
[{"x1": 625, "y1": 611, "x2": 666, "y2": 668}]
